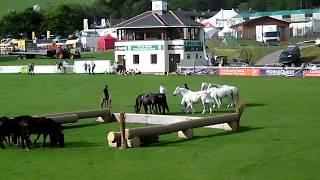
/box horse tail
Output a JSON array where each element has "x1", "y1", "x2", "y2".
[{"x1": 135, "y1": 96, "x2": 141, "y2": 113}]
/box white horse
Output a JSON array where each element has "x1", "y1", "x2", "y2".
[
  {"x1": 201, "y1": 82, "x2": 239, "y2": 108},
  {"x1": 173, "y1": 86, "x2": 216, "y2": 114}
]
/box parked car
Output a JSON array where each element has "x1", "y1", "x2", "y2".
[{"x1": 279, "y1": 45, "x2": 300, "y2": 66}]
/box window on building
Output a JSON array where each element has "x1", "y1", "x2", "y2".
[
  {"x1": 118, "y1": 55, "x2": 125, "y2": 65},
  {"x1": 135, "y1": 32, "x2": 144, "y2": 40},
  {"x1": 146, "y1": 32, "x2": 162, "y2": 40},
  {"x1": 187, "y1": 54, "x2": 190, "y2": 59},
  {"x1": 282, "y1": 14, "x2": 291, "y2": 19},
  {"x1": 151, "y1": 54, "x2": 157, "y2": 64},
  {"x1": 133, "y1": 55, "x2": 139, "y2": 64},
  {"x1": 196, "y1": 53, "x2": 199, "y2": 59},
  {"x1": 305, "y1": 13, "x2": 313, "y2": 18}
]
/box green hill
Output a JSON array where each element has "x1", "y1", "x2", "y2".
[{"x1": 0, "y1": 0, "x2": 91, "y2": 17}]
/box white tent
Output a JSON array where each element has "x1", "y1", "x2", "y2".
[
  {"x1": 218, "y1": 25, "x2": 235, "y2": 38},
  {"x1": 202, "y1": 9, "x2": 238, "y2": 29}
]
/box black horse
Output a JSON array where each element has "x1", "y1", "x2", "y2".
[
  {"x1": 14, "y1": 116, "x2": 64, "y2": 149},
  {"x1": 0, "y1": 116, "x2": 12, "y2": 149},
  {"x1": 135, "y1": 93, "x2": 169, "y2": 115}
]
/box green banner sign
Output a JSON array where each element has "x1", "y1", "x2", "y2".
[
  {"x1": 127, "y1": 45, "x2": 163, "y2": 51},
  {"x1": 184, "y1": 41, "x2": 203, "y2": 52}
]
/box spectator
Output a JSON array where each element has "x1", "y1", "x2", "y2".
[
  {"x1": 58, "y1": 61, "x2": 63, "y2": 73},
  {"x1": 62, "y1": 60, "x2": 68, "y2": 73},
  {"x1": 91, "y1": 61, "x2": 96, "y2": 75},
  {"x1": 88, "y1": 63, "x2": 91, "y2": 75},
  {"x1": 84, "y1": 62, "x2": 88, "y2": 74}
]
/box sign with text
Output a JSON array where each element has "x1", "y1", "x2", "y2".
[
  {"x1": 219, "y1": 68, "x2": 260, "y2": 76},
  {"x1": 303, "y1": 69, "x2": 320, "y2": 77},
  {"x1": 260, "y1": 69, "x2": 304, "y2": 77},
  {"x1": 127, "y1": 45, "x2": 163, "y2": 51},
  {"x1": 184, "y1": 41, "x2": 203, "y2": 52}
]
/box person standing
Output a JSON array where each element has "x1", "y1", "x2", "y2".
[
  {"x1": 159, "y1": 83, "x2": 166, "y2": 95},
  {"x1": 91, "y1": 61, "x2": 96, "y2": 75},
  {"x1": 100, "y1": 84, "x2": 110, "y2": 109},
  {"x1": 83, "y1": 62, "x2": 88, "y2": 74},
  {"x1": 88, "y1": 63, "x2": 91, "y2": 75}
]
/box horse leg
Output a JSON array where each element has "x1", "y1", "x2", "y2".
[
  {"x1": 33, "y1": 134, "x2": 41, "y2": 146},
  {"x1": 42, "y1": 134, "x2": 48, "y2": 147},
  {"x1": 202, "y1": 102, "x2": 207, "y2": 114},
  {"x1": 143, "y1": 104, "x2": 148, "y2": 114},
  {"x1": 0, "y1": 136, "x2": 5, "y2": 149}
]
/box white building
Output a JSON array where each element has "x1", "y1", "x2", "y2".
[{"x1": 113, "y1": 0, "x2": 206, "y2": 74}]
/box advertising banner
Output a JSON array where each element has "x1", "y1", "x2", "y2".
[
  {"x1": 303, "y1": 69, "x2": 320, "y2": 77},
  {"x1": 260, "y1": 69, "x2": 304, "y2": 77},
  {"x1": 0, "y1": 66, "x2": 26, "y2": 73},
  {"x1": 219, "y1": 68, "x2": 260, "y2": 76}
]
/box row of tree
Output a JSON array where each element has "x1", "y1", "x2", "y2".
[{"x1": 1, "y1": 0, "x2": 320, "y2": 38}]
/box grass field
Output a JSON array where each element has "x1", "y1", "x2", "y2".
[
  {"x1": 205, "y1": 39, "x2": 284, "y2": 63},
  {"x1": 0, "y1": 74, "x2": 319, "y2": 179}
]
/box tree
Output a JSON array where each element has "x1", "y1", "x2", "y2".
[{"x1": 0, "y1": 8, "x2": 44, "y2": 38}]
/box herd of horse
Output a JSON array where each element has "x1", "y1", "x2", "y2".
[
  {"x1": 0, "y1": 116, "x2": 64, "y2": 149},
  {"x1": 1, "y1": 82, "x2": 238, "y2": 150},
  {"x1": 135, "y1": 82, "x2": 240, "y2": 115}
]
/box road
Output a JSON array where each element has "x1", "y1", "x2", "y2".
[
  {"x1": 255, "y1": 45, "x2": 314, "y2": 65},
  {"x1": 255, "y1": 49, "x2": 283, "y2": 65}
]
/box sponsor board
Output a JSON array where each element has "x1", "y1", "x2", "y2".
[
  {"x1": 303, "y1": 69, "x2": 320, "y2": 77},
  {"x1": 0, "y1": 66, "x2": 26, "y2": 73},
  {"x1": 219, "y1": 68, "x2": 260, "y2": 76},
  {"x1": 260, "y1": 69, "x2": 304, "y2": 77}
]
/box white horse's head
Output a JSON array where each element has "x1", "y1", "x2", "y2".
[
  {"x1": 173, "y1": 86, "x2": 180, "y2": 96},
  {"x1": 173, "y1": 86, "x2": 189, "y2": 96},
  {"x1": 201, "y1": 82, "x2": 209, "y2": 91}
]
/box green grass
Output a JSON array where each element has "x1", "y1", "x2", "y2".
[
  {"x1": 0, "y1": 50, "x2": 114, "y2": 65},
  {"x1": 0, "y1": 74, "x2": 319, "y2": 179},
  {"x1": 0, "y1": 0, "x2": 91, "y2": 17},
  {"x1": 300, "y1": 46, "x2": 320, "y2": 63},
  {"x1": 206, "y1": 40, "x2": 283, "y2": 63}
]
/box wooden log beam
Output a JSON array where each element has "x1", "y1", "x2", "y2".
[
  {"x1": 36, "y1": 109, "x2": 113, "y2": 122},
  {"x1": 177, "y1": 129, "x2": 193, "y2": 139},
  {"x1": 125, "y1": 103, "x2": 245, "y2": 139},
  {"x1": 107, "y1": 131, "x2": 121, "y2": 143},
  {"x1": 48, "y1": 114, "x2": 79, "y2": 124}
]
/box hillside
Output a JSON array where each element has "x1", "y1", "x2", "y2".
[{"x1": 0, "y1": 0, "x2": 84, "y2": 17}]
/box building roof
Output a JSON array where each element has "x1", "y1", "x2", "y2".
[
  {"x1": 232, "y1": 16, "x2": 290, "y2": 27},
  {"x1": 114, "y1": 10, "x2": 203, "y2": 28}
]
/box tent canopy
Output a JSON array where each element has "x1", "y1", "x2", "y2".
[{"x1": 98, "y1": 35, "x2": 116, "y2": 51}]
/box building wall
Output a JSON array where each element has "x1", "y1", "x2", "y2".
[
  {"x1": 234, "y1": 18, "x2": 289, "y2": 41},
  {"x1": 115, "y1": 39, "x2": 205, "y2": 74}
]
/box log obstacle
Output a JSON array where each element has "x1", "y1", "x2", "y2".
[
  {"x1": 36, "y1": 108, "x2": 113, "y2": 124},
  {"x1": 107, "y1": 103, "x2": 245, "y2": 148}
]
